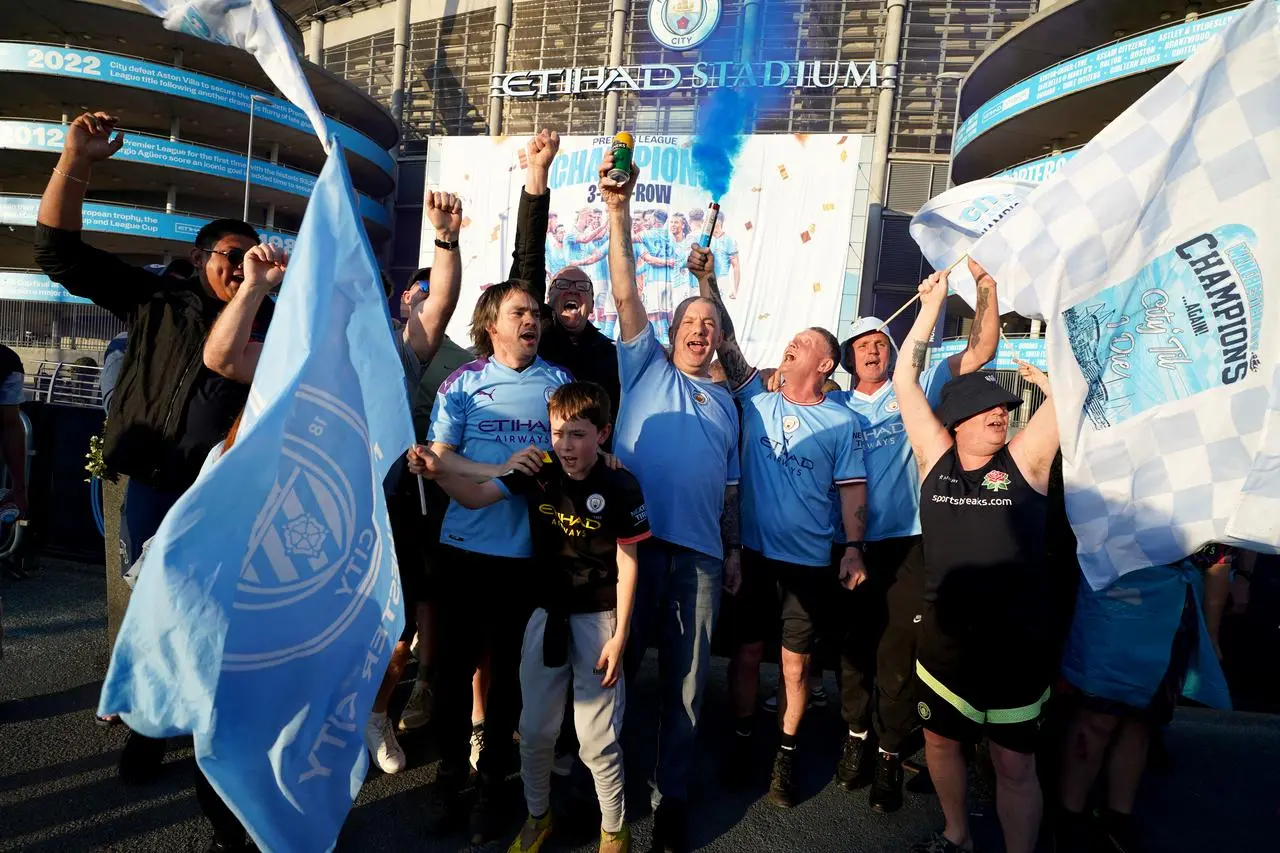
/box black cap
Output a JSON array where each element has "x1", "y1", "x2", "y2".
[{"x1": 935, "y1": 371, "x2": 1024, "y2": 429}]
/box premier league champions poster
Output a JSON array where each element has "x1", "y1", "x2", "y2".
[{"x1": 422, "y1": 134, "x2": 871, "y2": 367}]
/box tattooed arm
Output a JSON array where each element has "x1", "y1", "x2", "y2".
[
  {"x1": 893, "y1": 271, "x2": 954, "y2": 479},
  {"x1": 689, "y1": 244, "x2": 755, "y2": 389},
  {"x1": 721, "y1": 484, "x2": 742, "y2": 594},
  {"x1": 950, "y1": 257, "x2": 1000, "y2": 376}
]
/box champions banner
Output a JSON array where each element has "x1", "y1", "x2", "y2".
[
  {"x1": 968, "y1": 0, "x2": 1280, "y2": 586},
  {"x1": 424, "y1": 133, "x2": 868, "y2": 366}
]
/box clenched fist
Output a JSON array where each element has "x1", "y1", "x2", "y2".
[{"x1": 425, "y1": 191, "x2": 462, "y2": 240}]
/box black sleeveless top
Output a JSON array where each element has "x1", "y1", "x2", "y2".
[{"x1": 918, "y1": 445, "x2": 1048, "y2": 622}]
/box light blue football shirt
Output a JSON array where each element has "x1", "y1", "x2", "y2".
[
  {"x1": 710, "y1": 233, "x2": 739, "y2": 281},
  {"x1": 642, "y1": 227, "x2": 676, "y2": 285},
  {"x1": 735, "y1": 372, "x2": 867, "y2": 566},
  {"x1": 828, "y1": 359, "x2": 952, "y2": 542},
  {"x1": 546, "y1": 240, "x2": 569, "y2": 277},
  {"x1": 614, "y1": 325, "x2": 740, "y2": 560},
  {"x1": 428, "y1": 356, "x2": 572, "y2": 557}
]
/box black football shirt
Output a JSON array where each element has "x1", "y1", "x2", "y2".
[{"x1": 499, "y1": 454, "x2": 651, "y2": 612}]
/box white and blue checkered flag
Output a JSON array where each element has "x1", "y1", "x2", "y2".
[
  {"x1": 138, "y1": 0, "x2": 330, "y2": 149},
  {"x1": 967, "y1": 0, "x2": 1280, "y2": 588},
  {"x1": 909, "y1": 177, "x2": 1038, "y2": 299},
  {"x1": 99, "y1": 141, "x2": 412, "y2": 852}
]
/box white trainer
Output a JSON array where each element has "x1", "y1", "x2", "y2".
[{"x1": 364, "y1": 710, "x2": 407, "y2": 774}]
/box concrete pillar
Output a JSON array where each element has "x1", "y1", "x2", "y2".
[
  {"x1": 857, "y1": 0, "x2": 906, "y2": 315},
  {"x1": 165, "y1": 185, "x2": 177, "y2": 214},
  {"x1": 308, "y1": 17, "x2": 326, "y2": 63},
  {"x1": 391, "y1": 0, "x2": 412, "y2": 123},
  {"x1": 173, "y1": 48, "x2": 183, "y2": 68},
  {"x1": 169, "y1": 116, "x2": 180, "y2": 141},
  {"x1": 266, "y1": 202, "x2": 276, "y2": 230},
  {"x1": 487, "y1": 0, "x2": 514, "y2": 136},
  {"x1": 740, "y1": 0, "x2": 763, "y2": 65},
  {"x1": 603, "y1": 0, "x2": 630, "y2": 136},
  {"x1": 270, "y1": 142, "x2": 280, "y2": 165}
]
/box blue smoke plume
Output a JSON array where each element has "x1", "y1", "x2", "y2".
[{"x1": 692, "y1": 87, "x2": 760, "y2": 201}]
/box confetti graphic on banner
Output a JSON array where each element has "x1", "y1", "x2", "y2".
[{"x1": 428, "y1": 133, "x2": 869, "y2": 366}]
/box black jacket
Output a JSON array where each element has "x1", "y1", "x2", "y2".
[
  {"x1": 33, "y1": 224, "x2": 257, "y2": 490},
  {"x1": 508, "y1": 190, "x2": 622, "y2": 423}
]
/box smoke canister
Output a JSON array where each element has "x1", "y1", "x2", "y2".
[
  {"x1": 699, "y1": 202, "x2": 720, "y2": 248},
  {"x1": 607, "y1": 132, "x2": 634, "y2": 183}
]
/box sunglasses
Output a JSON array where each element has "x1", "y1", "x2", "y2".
[
  {"x1": 205, "y1": 247, "x2": 247, "y2": 267},
  {"x1": 551, "y1": 279, "x2": 593, "y2": 294}
]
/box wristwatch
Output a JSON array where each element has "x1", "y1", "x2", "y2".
[
  {"x1": 846, "y1": 541, "x2": 865, "y2": 554},
  {"x1": 434, "y1": 237, "x2": 460, "y2": 250}
]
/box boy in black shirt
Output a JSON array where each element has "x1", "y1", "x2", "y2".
[{"x1": 408, "y1": 381, "x2": 648, "y2": 853}]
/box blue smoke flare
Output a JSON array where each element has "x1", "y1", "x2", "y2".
[{"x1": 691, "y1": 87, "x2": 760, "y2": 201}]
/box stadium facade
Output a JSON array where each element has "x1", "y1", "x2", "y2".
[
  {"x1": 1, "y1": 0, "x2": 397, "y2": 362},
  {"x1": 298, "y1": 0, "x2": 1038, "y2": 343}
]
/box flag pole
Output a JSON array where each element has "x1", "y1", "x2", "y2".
[{"x1": 876, "y1": 252, "x2": 971, "y2": 332}]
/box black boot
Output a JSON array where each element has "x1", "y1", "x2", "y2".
[
  {"x1": 118, "y1": 731, "x2": 166, "y2": 785},
  {"x1": 836, "y1": 733, "x2": 872, "y2": 790},
  {"x1": 652, "y1": 798, "x2": 688, "y2": 853},
  {"x1": 767, "y1": 748, "x2": 797, "y2": 809},
  {"x1": 469, "y1": 773, "x2": 506, "y2": 845},
  {"x1": 868, "y1": 750, "x2": 904, "y2": 813},
  {"x1": 423, "y1": 766, "x2": 466, "y2": 835}
]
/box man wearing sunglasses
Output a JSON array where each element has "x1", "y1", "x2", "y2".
[
  {"x1": 538, "y1": 269, "x2": 621, "y2": 437},
  {"x1": 33, "y1": 111, "x2": 275, "y2": 786}
]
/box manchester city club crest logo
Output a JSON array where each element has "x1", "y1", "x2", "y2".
[
  {"x1": 587, "y1": 493, "x2": 606, "y2": 513},
  {"x1": 782, "y1": 415, "x2": 800, "y2": 434},
  {"x1": 886, "y1": 400, "x2": 900, "y2": 413},
  {"x1": 693, "y1": 391, "x2": 709, "y2": 405},
  {"x1": 544, "y1": 386, "x2": 555, "y2": 403},
  {"x1": 648, "y1": 0, "x2": 721, "y2": 51},
  {"x1": 222, "y1": 386, "x2": 384, "y2": 672}
]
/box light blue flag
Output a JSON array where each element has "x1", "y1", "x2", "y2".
[
  {"x1": 137, "y1": 0, "x2": 330, "y2": 148},
  {"x1": 99, "y1": 139, "x2": 411, "y2": 853}
]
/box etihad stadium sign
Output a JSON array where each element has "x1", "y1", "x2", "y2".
[{"x1": 489, "y1": 60, "x2": 880, "y2": 98}]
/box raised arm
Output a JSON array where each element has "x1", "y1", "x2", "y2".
[
  {"x1": 947, "y1": 257, "x2": 1000, "y2": 377},
  {"x1": 405, "y1": 191, "x2": 464, "y2": 365},
  {"x1": 1009, "y1": 360, "x2": 1058, "y2": 495},
  {"x1": 598, "y1": 156, "x2": 649, "y2": 343},
  {"x1": 202, "y1": 244, "x2": 284, "y2": 382},
  {"x1": 33, "y1": 112, "x2": 158, "y2": 319},
  {"x1": 689, "y1": 245, "x2": 755, "y2": 389},
  {"x1": 508, "y1": 130, "x2": 558, "y2": 302},
  {"x1": 893, "y1": 272, "x2": 955, "y2": 480}
]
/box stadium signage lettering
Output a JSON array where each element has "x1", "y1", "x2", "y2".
[{"x1": 489, "y1": 60, "x2": 880, "y2": 98}]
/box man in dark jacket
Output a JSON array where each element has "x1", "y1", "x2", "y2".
[
  {"x1": 505, "y1": 132, "x2": 621, "y2": 425},
  {"x1": 33, "y1": 111, "x2": 272, "y2": 786}
]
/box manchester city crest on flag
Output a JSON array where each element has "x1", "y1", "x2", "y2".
[{"x1": 648, "y1": 0, "x2": 721, "y2": 51}]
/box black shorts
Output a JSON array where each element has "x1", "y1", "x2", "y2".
[
  {"x1": 387, "y1": 489, "x2": 427, "y2": 642},
  {"x1": 720, "y1": 549, "x2": 838, "y2": 655},
  {"x1": 914, "y1": 601, "x2": 1052, "y2": 754}
]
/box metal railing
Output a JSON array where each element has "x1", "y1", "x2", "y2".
[
  {"x1": 25, "y1": 363, "x2": 104, "y2": 410},
  {"x1": 0, "y1": 299, "x2": 126, "y2": 352},
  {"x1": 1, "y1": 410, "x2": 33, "y2": 561}
]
